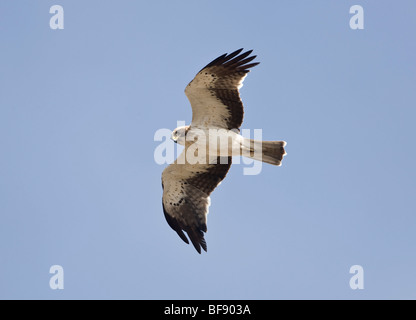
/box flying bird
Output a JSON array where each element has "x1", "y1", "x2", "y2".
[{"x1": 161, "y1": 49, "x2": 286, "y2": 253}]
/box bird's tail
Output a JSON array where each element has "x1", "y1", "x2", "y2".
[{"x1": 242, "y1": 139, "x2": 287, "y2": 166}]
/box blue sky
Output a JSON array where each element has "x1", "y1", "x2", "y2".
[{"x1": 1, "y1": 1, "x2": 415, "y2": 299}]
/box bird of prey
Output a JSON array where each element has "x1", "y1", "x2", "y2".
[{"x1": 161, "y1": 49, "x2": 286, "y2": 253}]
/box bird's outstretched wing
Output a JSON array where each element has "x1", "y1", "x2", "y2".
[
  {"x1": 185, "y1": 48, "x2": 259, "y2": 130},
  {"x1": 161, "y1": 152, "x2": 231, "y2": 253}
]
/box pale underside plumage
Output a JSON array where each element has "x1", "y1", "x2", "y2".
[{"x1": 162, "y1": 49, "x2": 259, "y2": 253}]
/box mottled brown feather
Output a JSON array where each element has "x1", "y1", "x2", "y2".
[
  {"x1": 186, "y1": 156, "x2": 232, "y2": 195},
  {"x1": 161, "y1": 156, "x2": 232, "y2": 253}
]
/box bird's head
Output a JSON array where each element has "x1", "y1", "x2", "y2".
[{"x1": 171, "y1": 125, "x2": 190, "y2": 145}]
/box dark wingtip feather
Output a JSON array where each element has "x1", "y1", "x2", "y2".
[
  {"x1": 201, "y1": 53, "x2": 228, "y2": 70},
  {"x1": 162, "y1": 203, "x2": 189, "y2": 245},
  {"x1": 199, "y1": 48, "x2": 259, "y2": 73},
  {"x1": 222, "y1": 48, "x2": 244, "y2": 63},
  {"x1": 223, "y1": 50, "x2": 252, "y2": 67},
  {"x1": 242, "y1": 62, "x2": 260, "y2": 72},
  {"x1": 187, "y1": 227, "x2": 207, "y2": 254},
  {"x1": 162, "y1": 203, "x2": 208, "y2": 253}
]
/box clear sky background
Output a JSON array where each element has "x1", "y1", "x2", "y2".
[{"x1": 1, "y1": 1, "x2": 415, "y2": 299}]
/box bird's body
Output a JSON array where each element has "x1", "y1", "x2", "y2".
[
  {"x1": 161, "y1": 49, "x2": 286, "y2": 253},
  {"x1": 176, "y1": 126, "x2": 243, "y2": 158}
]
